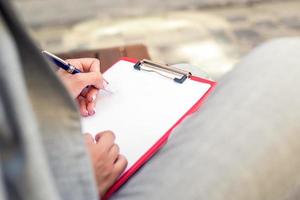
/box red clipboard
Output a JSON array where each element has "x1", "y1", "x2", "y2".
[{"x1": 102, "y1": 57, "x2": 216, "y2": 199}]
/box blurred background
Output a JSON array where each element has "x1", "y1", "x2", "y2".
[{"x1": 12, "y1": 0, "x2": 300, "y2": 79}]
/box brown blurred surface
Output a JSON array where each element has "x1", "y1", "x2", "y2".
[{"x1": 57, "y1": 44, "x2": 150, "y2": 73}]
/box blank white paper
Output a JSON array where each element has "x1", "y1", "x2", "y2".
[{"x1": 81, "y1": 60, "x2": 211, "y2": 171}]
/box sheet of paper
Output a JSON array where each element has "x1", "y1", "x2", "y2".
[{"x1": 81, "y1": 60, "x2": 211, "y2": 170}]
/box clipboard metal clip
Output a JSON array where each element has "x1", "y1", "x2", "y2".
[{"x1": 133, "y1": 59, "x2": 192, "y2": 84}]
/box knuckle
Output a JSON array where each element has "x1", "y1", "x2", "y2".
[
  {"x1": 95, "y1": 143, "x2": 107, "y2": 153},
  {"x1": 90, "y1": 59, "x2": 101, "y2": 72},
  {"x1": 114, "y1": 144, "x2": 120, "y2": 153},
  {"x1": 114, "y1": 157, "x2": 127, "y2": 173},
  {"x1": 76, "y1": 75, "x2": 86, "y2": 84},
  {"x1": 93, "y1": 58, "x2": 100, "y2": 67},
  {"x1": 103, "y1": 130, "x2": 115, "y2": 140},
  {"x1": 119, "y1": 155, "x2": 128, "y2": 166},
  {"x1": 98, "y1": 73, "x2": 103, "y2": 81},
  {"x1": 104, "y1": 164, "x2": 114, "y2": 176},
  {"x1": 94, "y1": 73, "x2": 102, "y2": 84},
  {"x1": 91, "y1": 58, "x2": 99, "y2": 63},
  {"x1": 101, "y1": 169, "x2": 110, "y2": 178}
]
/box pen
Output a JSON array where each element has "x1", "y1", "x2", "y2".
[{"x1": 42, "y1": 50, "x2": 110, "y2": 90}]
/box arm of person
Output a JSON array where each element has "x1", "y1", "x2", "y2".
[{"x1": 56, "y1": 58, "x2": 128, "y2": 197}]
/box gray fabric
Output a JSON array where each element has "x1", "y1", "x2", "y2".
[
  {"x1": 0, "y1": 1, "x2": 98, "y2": 200},
  {"x1": 112, "y1": 38, "x2": 300, "y2": 200},
  {"x1": 0, "y1": 18, "x2": 60, "y2": 200}
]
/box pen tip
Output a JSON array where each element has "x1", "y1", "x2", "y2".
[{"x1": 104, "y1": 79, "x2": 109, "y2": 85}]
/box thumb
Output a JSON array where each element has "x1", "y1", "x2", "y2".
[{"x1": 74, "y1": 72, "x2": 103, "y2": 90}]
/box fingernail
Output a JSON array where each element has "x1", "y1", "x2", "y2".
[
  {"x1": 89, "y1": 108, "x2": 96, "y2": 116},
  {"x1": 104, "y1": 78, "x2": 109, "y2": 85}
]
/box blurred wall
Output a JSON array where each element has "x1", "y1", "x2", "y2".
[{"x1": 13, "y1": 0, "x2": 278, "y2": 28}]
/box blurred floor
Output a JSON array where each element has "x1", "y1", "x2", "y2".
[{"x1": 21, "y1": 0, "x2": 300, "y2": 79}]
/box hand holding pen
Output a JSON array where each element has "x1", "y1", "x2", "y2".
[{"x1": 43, "y1": 51, "x2": 107, "y2": 116}]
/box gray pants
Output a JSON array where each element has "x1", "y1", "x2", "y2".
[{"x1": 112, "y1": 38, "x2": 300, "y2": 200}]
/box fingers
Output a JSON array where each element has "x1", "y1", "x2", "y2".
[
  {"x1": 95, "y1": 131, "x2": 127, "y2": 168},
  {"x1": 113, "y1": 154, "x2": 128, "y2": 175},
  {"x1": 88, "y1": 59, "x2": 101, "y2": 73},
  {"x1": 65, "y1": 59, "x2": 84, "y2": 71},
  {"x1": 80, "y1": 87, "x2": 90, "y2": 97},
  {"x1": 105, "y1": 154, "x2": 127, "y2": 192},
  {"x1": 78, "y1": 96, "x2": 89, "y2": 116},
  {"x1": 77, "y1": 85, "x2": 98, "y2": 116},
  {"x1": 60, "y1": 59, "x2": 103, "y2": 115},
  {"x1": 108, "y1": 144, "x2": 120, "y2": 164},
  {"x1": 73, "y1": 72, "x2": 103, "y2": 90},
  {"x1": 95, "y1": 132, "x2": 102, "y2": 142},
  {"x1": 86, "y1": 87, "x2": 98, "y2": 102},
  {"x1": 87, "y1": 101, "x2": 96, "y2": 116},
  {"x1": 66, "y1": 58, "x2": 101, "y2": 73},
  {"x1": 85, "y1": 130, "x2": 127, "y2": 197},
  {"x1": 78, "y1": 95, "x2": 97, "y2": 117},
  {"x1": 85, "y1": 84, "x2": 100, "y2": 116},
  {"x1": 95, "y1": 131, "x2": 115, "y2": 150}
]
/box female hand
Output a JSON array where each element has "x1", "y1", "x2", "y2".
[
  {"x1": 56, "y1": 58, "x2": 103, "y2": 116},
  {"x1": 84, "y1": 132, "x2": 127, "y2": 197}
]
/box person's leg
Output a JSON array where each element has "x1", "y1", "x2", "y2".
[{"x1": 112, "y1": 38, "x2": 300, "y2": 200}]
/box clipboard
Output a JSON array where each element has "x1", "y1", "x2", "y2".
[{"x1": 81, "y1": 57, "x2": 216, "y2": 199}]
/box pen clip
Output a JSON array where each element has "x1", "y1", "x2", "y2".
[
  {"x1": 133, "y1": 59, "x2": 192, "y2": 84},
  {"x1": 42, "y1": 50, "x2": 69, "y2": 65}
]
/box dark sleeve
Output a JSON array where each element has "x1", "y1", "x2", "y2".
[{"x1": 0, "y1": 1, "x2": 99, "y2": 199}]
